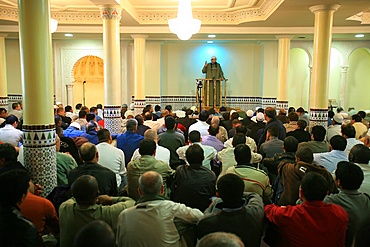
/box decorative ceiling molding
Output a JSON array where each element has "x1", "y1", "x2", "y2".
[
  {"x1": 346, "y1": 10, "x2": 370, "y2": 24},
  {"x1": 0, "y1": 0, "x2": 284, "y2": 25},
  {"x1": 138, "y1": 0, "x2": 284, "y2": 25}
]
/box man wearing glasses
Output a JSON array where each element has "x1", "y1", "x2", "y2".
[{"x1": 202, "y1": 56, "x2": 225, "y2": 107}]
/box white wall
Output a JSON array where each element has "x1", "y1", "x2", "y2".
[
  {"x1": 160, "y1": 41, "x2": 263, "y2": 97},
  {"x1": 4, "y1": 38, "x2": 370, "y2": 111}
]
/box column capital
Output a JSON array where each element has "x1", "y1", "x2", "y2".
[
  {"x1": 309, "y1": 4, "x2": 340, "y2": 13},
  {"x1": 100, "y1": 5, "x2": 122, "y2": 20},
  {"x1": 131, "y1": 34, "x2": 149, "y2": 40},
  {"x1": 275, "y1": 35, "x2": 294, "y2": 40}
]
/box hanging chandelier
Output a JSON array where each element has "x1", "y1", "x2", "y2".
[{"x1": 168, "y1": 0, "x2": 201, "y2": 40}]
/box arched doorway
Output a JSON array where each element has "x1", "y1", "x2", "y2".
[{"x1": 73, "y1": 55, "x2": 105, "y2": 107}]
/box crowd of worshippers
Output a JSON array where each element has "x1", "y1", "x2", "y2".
[{"x1": 1, "y1": 102, "x2": 370, "y2": 247}]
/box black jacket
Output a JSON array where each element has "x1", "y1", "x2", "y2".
[{"x1": 0, "y1": 205, "x2": 39, "y2": 246}]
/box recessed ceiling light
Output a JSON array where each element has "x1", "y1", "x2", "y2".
[
  {"x1": 207, "y1": 41, "x2": 213, "y2": 44},
  {"x1": 355, "y1": 34, "x2": 364, "y2": 38},
  {"x1": 208, "y1": 34, "x2": 216, "y2": 38},
  {"x1": 64, "y1": 33, "x2": 73, "y2": 37}
]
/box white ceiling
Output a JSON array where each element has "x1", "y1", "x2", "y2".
[{"x1": 0, "y1": 0, "x2": 369, "y2": 41}]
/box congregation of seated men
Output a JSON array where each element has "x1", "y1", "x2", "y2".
[{"x1": 1, "y1": 102, "x2": 370, "y2": 247}]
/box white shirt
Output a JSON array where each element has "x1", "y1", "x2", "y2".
[
  {"x1": 224, "y1": 136, "x2": 258, "y2": 153},
  {"x1": 345, "y1": 138, "x2": 364, "y2": 154},
  {"x1": 116, "y1": 199, "x2": 203, "y2": 247},
  {"x1": 326, "y1": 124, "x2": 342, "y2": 142},
  {"x1": 188, "y1": 120, "x2": 210, "y2": 137},
  {"x1": 357, "y1": 163, "x2": 370, "y2": 194},
  {"x1": 143, "y1": 120, "x2": 162, "y2": 132},
  {"x1": 96, "y1": 142, "x2": 126, "y2": 187},
  {"x1": 65, "y1": 112, "x2": 78, "y2": 120},
  {"x1": 176, "y1": 142, "x2": 217, "y2": 170},
  {"x1": 97, "y1": 109, "x2": 104, "y2": 119},
  {"x1": 131, "y1": 144, "x2": 170, "y2": 165},
  {"x1": 0, "y1": 124, "x2": 23, "y2": 147}
]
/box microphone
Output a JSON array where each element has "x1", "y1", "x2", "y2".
[{"x1": 83, "y1": 81, "x2": 86, "y2": 84}]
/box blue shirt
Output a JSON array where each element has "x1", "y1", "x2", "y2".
[
  {"x1": 201, "y1": 135, "x2": 224, "y2": 152},
  {"x1": 117, "y1": 131, "x2": 144, "y2": 165},
  {"x1": 81, "y1": 130, "x2": 99, "y2": 145},
  {"x1": 63, "y1": 126, "x2": 84, "y2": 138},
  {"x1": 313, "y1": 150, "x2": 349, "y2": 173}
]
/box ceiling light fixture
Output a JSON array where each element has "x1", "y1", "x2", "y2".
[
  {"x1": 50, "y1": 18, "x2": 58, "y2": 33},
  {"x1": 355, "y1": 34, "x2": 364, "y2": 38},
  {"x1": 64, "y1": 33, "x2": 73, "y2": 37},
  {"x1": 208, "y1": 34, "x2": 216, "y2": 38},
  {"x1": 168, "y1": 0, "x2": 201, "y2": 40}
]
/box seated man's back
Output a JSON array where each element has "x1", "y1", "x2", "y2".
[
  {"x1": 226, "y1": 144, "x2": 273, "y2": 202},
  {"x1": 324, "y1": 161, "x2": 370, "y2": 247},
  {"x1": 197, "y1": 174, "x2": 264, "y2": 247},
  {"x1": 68, "y1": 142, "x2": 117, "y2": 196},
  {"x1": 116, "y1": 171, "x2": 203, "y2": 247},
  {"x1": 176, "y1": 130, "x2": 217, "y2": 170},
  {"x1": 172, "y1": 144, "x2": 216, "y2": 211},
  {"x1": 265, "y1": 172, "x2": 348, "y2": 247},
  {"x1": 116, "y1": 119, "x2": 144, "y2": 165},
  {"x1": 0, "y1": 170, "x2": 39, "y2": 246},
  {"x1": 59, "y1": 175, "x2": 134, "y2": 247},
  {"x1": 127, "y1": 139, "x2": 174, "y2": 200}
]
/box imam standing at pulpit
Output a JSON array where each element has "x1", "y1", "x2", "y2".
[{"x1": 202, "y1": 56, "x2": 224, "y2": 106}]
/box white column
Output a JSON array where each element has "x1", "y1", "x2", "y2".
[
  {"x1": 339, "y1": 66, "x2": 348, "y2": 108},
  {"x1": 0, "y1": 35, "x2": 8, "y2": 109},
  {"x1": 66, "y1": 84, "x2": 74, "y2": 106},
  {"x1": 18, "y1": 0, "x2": 56, "y2": 197},
  {"x1": 276, "y1": 35, "x2": 293, "y2": 111},
  {"x1": 100, "y1": 5, "x2": 122, "y2": 134},
  {"x1": 131, "y1": 34, "x2": 148, "y2": 115},
  {"x1": 309, "y1": 4, "x2": 340, "y2": 129}
]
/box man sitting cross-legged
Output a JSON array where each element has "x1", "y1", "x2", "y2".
[
  {"x1": 172, "y1": 144, "x2": 216, "y2": 211},
  {"x1": 68, "y1": 142, "x2": 118, "y2": 196},
  {"x1": 225, "y1": 144, "x2": 273, "y2": 203},
  {"x1": 59, "y1": 175, "x2": 135, "y2": 247},
  {"x1": 277, "y1": 147, "x2": 338, "y2": 206},
  {"x1": 176, "y1": 130, "x2": 217, "y2": 170},
  {"x1": 297, "y1": 125, "x2": 330, "y2": 153},
  {"x1": 265, "y1": 172, "x2": 348, "y2": 247},
  {"x1": 324, "y1": 161, "x2": 370, "y2": 247},
  {"x1": 116, "y1": 171, "x2": 203, "y2": 247},
  {"x1": 127, "y1": 139, "x2": 174, "y2": 200},
  {"x1": 197, "y1": 173, "x2": 264, "y2": 247}
]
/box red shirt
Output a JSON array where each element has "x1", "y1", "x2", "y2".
[
  {"x1": 20, "y1": 192, "x2": 59, "y2": 235},
  {"x1": 264, "y1": 201, "x2": 348, "y2": 247}
]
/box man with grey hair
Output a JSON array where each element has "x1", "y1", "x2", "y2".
[
  {"x1": 116, "y1": 171, "x2": 203, "y2": 247},
  {"x1": 68, "y1": 142, "x2": 117, "y2": 196},
  {"x1": 117, "y1": 118, "x2": 144, "y2": 165}
]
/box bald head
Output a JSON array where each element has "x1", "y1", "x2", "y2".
[
  {"x1": 79, "y1": 142, "x2": 98, "y2": 162},
  {"x1": 144, "y1": 129, "x2": 158, "y2": 143},
  {"x1": 196, "y1": 232, "x2": 244, "y2": 247},
  {"x1": 138, "y1": 171, "x2": 163, "y2": 196},
  {"x1": 211, "y1": 116, "x2": 220, "y2": 125},
  {"x1": 71, "y1": 175, "x2": 99, "y2": 206}
]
